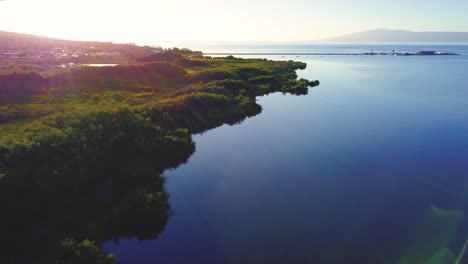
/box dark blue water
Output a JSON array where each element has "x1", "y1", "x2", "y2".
[{"x1": 103, "y1": 45, "x2": 468, "y2": 264}]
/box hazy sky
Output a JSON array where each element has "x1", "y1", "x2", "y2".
[{"x1": 1, "y1": 0, "x2": 467, "y2": 43}]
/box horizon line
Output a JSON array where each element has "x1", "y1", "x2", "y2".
[{"x1": 3, "y1": 29, "x2": 468, "y2": 46}]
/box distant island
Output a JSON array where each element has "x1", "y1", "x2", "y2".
[{"x1": 322, "y1": 29, "x2": 468, "y2": 43}]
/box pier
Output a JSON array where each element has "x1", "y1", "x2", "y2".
[{"x1": 203, "y1": 51, "x2": 461, "y2": 56}]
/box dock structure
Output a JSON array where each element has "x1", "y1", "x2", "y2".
[{"x1": 203, "y1": 51, "x2": 460, "y2": 56}]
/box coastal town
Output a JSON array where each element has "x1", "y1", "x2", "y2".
[{"x1": 0, "y1": 42, "x2": 157, "y2": 65}]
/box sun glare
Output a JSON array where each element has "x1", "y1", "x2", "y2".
[
  {"x1": 0, "y1": 0, "x2": 336, "y2": 43},
  {"x1": 3, "y1": 0, "x2": 467, "y2": 43},
  {"x1": 1, "y1": 0, "x2": 133, "y2": 41}
]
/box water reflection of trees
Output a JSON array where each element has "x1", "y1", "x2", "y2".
[
  {"x1": 0, "y1": 128, "x2": 194, "y2": 263},
  {"x1": 0, "y1": 106, "x2": 265, "y2": 263}
]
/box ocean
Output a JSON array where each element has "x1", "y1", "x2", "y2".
[{"x1": 103, "y1": 43, "x2": 468, "y2": 264}]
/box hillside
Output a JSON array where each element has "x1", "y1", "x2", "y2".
[
  {"x1": 323, "y1": 29, "x2": 468, "y2": 43},
  {"x1": 0, "y1": 31, "x2": 162, "y2": 74},
  {"x1": 0, "y1": 31, "x2": 135, "y2": 51}
]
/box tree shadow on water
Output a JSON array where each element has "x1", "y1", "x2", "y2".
[{"x1": 0, "y1": 130, "x2": 194, "y2": 263}]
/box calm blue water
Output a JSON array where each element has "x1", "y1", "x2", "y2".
[{"x1": 104, "y1": 45, "x2": 468, "y2": 264}]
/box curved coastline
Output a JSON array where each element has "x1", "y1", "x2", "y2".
[{"x1": 0, "y1": 51, "x2": 319, "y2": 263}]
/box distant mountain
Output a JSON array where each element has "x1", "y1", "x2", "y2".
[
  {"x1": 322, "y1": 29, "x2": 468, "y2": 43},
  {"x1": 0, "y1": 31, "x2": 78, "y2": 50},
  {"x1": 0, "y1": 31, "x2": 121, "y2": 51}
]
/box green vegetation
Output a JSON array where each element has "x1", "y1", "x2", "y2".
[
  {"x1": 0, "y1": 44, "x2": 319, "y2": 263},
  {"x1": 59, "y1": 239, "x2": 118, "y2": 264},
  {"x1": 0, "y1": 108, "x2": 191, "y2": 263}
]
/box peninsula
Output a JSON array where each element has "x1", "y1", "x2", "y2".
[{"x1": 0, "y1": 32, "x2": 319, "y2": 264}]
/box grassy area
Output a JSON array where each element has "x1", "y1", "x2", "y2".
[{"x1": 0, "y1": 56, "x2": 316, "y2": 142}]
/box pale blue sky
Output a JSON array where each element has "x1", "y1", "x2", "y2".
[{"x1": 0, "y1": 0, "x2": 467, "y2": 43}]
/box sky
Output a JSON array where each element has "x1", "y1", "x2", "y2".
[{"x1": 0, "y1": 0, "x2": 467, "y2": 44}]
